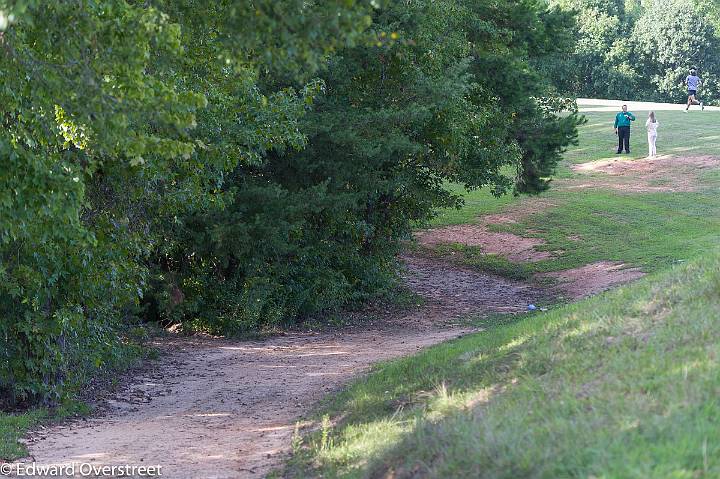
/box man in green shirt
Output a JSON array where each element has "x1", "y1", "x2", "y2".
[{"x1": 614, "y1": 104, "x2": 636, "y2": 154}]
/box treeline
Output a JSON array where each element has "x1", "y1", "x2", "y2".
[
  {"x1": 543, "y1": 0, "x2": 720, "y2": 103},
  {"x1": 0, "y1": 0, "x2": 579, "y2": 406}
]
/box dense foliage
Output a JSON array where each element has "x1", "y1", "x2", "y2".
[
  {"x1": 0, "y1": 0, "x2": 579, "y2": 406},
  {"x1": 544, "y1": 0, "x2": 720, "y2": 103}
]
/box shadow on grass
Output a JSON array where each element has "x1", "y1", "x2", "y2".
[{"x1": 288, "y1": 253, "x2": 720, "y2": 478}]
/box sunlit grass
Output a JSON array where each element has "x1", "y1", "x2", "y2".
[
  {"x1": 284, "y1": 105, "x2": 720, "y2": 478},
  {"x1": 567, "y1": 110, "x2": 720, "y2": 164},
  {"x1": 425, "y1": 110, "x2": 720, "y2": 279},
  {"x1": 431, "y1": 110, "x2": 720, "y2": 230},
  {"x1": 286, "y1": 253, "x2": 720, "y2": 478}
]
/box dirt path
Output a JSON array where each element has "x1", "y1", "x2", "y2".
[
  {"x1": 568, "y1": 155, "x2": 720, "y2": 192},
  {"x1": 19, "y1": 255, "x2": 545, "y2": 479}
]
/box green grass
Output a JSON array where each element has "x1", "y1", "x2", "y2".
[
  {"x1": 567, "y1": 110, "x2": 720, "y2": 164},
  {"x1": 424, "y1": 188, "x2": 720, "y2": 285},
  {"x1": 428, "y1": 182, "x2": 517, "y2": 227},
  {"x1": 432, "y1": 110, "x2": 720, "y2": 229},
  {"x1": 0, "y1": 410, "x2": 47, "y2": 460},
  {"x1": 284, "y1": 107, "x2": 720, "y2": 477},
  {"x1": 505, "y1": 190, "x2": 720, "y2": 273},
  {"x1": 286, "y1": 251, "x2": 720, "y2": 478},
  {"x1": 0, "y1": 401, "x2": 90, "y2": 460},
  {"x1": 425, "y1": 110, "x2": 720, "y2": 279}
]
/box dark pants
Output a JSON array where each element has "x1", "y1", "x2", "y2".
[{"x1": 617, "y1": 126, "x2": 630, "y2": 153}]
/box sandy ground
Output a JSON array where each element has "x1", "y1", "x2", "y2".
[
  {"x1": 569, "y1": 155, "x2": 720, "y2": 192},
  {"x1": 414, "y1": 225, "x2": 552, "y2": 262},
  {"x1": 538, "y1": 261, "x2": 645, "y2": 300},
  {"x1": 16, "y1": 255, "x2": 546, "y2": 479},
  {"x1": 415, "y1": 219, "x2": 646, "y2": 301}
]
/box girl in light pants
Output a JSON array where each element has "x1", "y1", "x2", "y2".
[{"x1": 645, "y1": 111, "x2": 659, "y2": 158}]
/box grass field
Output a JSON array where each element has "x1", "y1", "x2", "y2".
[
  {"x1": 287, "y1": 254, "x2": 720, "y2": 478},
  {"x1": 285, "y1": 106, "x2": 720, "y2": 477},
  {"x1": 433, "y1": 109, "x2": 720, "y2": 224},
  {"x1": 565, "y1": 109, "x2": 720, "y2": 164},
  {"x1": 429, "y1": 109, "x2": 720, "y2": 277}
]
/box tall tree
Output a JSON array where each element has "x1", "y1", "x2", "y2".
[
  {"x1": 151, "y1": 0, "x2": 581, "y2": 335},
  {"x1": 543, "y1": 0, "x2": 720, "y2": 102},
  {"x1": 0, "y1": 0, "x2": 374, "y2": 405},
  {"x1": 633, "y1": 0, "x2": 720, "y2": 102},
  {"x1": 0, "y1": 0, "x2": 579, "y2": 405}
]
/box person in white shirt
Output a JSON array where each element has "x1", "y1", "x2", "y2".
[
  {"x1": 645, "y1": 111, "x2": 659, "y2": 158},
  {"x1": 685, "y1": 68, "x2": 704, "y2": 111}
]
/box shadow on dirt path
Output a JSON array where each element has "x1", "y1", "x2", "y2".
[{"x1": 19, "y1": 255, "x2": 546, "y2": 479}]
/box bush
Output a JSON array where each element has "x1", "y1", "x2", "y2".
[
  {"x1": 0, "y1": 0, "x2": 578, "y2": 404},
  {"x1": 146, "y1": 0, "x2": 581, "y2": 333}
]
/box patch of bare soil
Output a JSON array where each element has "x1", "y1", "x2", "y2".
[
  {"x1": 537, "y1": 261, "x2": 645, "y2": 300},
  {"x1": 402, "y1": 255, "x2": 547, "y2": 315},
  {"x1": 414, "y1": 225, "x2": 551, "y2": 262},
  {"x1": 19, "y1": 255, "x2": 545, "y2": 479},
  {"x1": 568, "y1": 155, "x2": 720, "y2": 192},
  {"x1": 482, "y1": 198, "x2": 557, "y2": 224}
]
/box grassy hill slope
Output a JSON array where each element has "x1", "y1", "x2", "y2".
[
  {"x1": 285, "y1": 104, "x2": 720, "y2": 478},
  {"x1": 287, "y1": 253, "x2": 720, "y2": 478}
]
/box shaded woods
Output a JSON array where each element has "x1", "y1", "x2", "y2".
[{"x1": 0, "y1": 0, "x2": 580, "y2": 406}]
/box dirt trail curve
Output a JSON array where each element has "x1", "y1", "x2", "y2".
[{"x1": 19, "y1": 255, "x2": 545, "y2": 479}]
